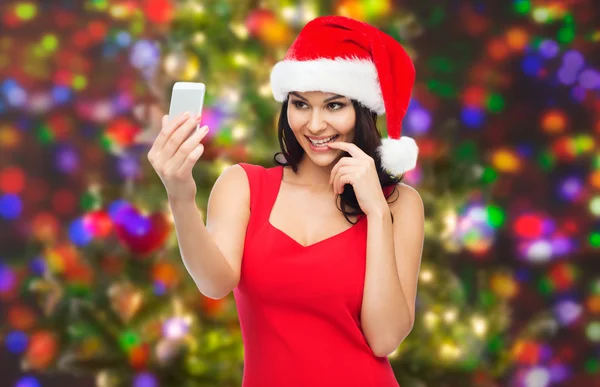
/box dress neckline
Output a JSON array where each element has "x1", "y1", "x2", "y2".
[{"x1": 267, "y1": 165, "x2": 364, "y2": 249}]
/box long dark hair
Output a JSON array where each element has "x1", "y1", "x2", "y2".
[{"x1": 273, "y1": 99, "x2": 403, "y2": 225}]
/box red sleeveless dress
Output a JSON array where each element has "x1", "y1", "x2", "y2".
[{"x1": 233, "y1": 163, "x2": 399, "y2": 387}]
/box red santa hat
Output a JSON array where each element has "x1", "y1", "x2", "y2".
[{"x1": 270, "y1": 15, "x2": 418, "y2": 176}]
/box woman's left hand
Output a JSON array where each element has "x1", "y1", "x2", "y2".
[{"x1": 327, "y1": 141, "x2": 389, "y2": 217}]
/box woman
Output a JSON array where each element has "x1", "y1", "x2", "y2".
[{"x1": 149, "y1": 15, "x2": 424, "y2": 387}]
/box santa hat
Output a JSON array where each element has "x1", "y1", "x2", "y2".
[{"x1": 270, "y1": 15, "x2": 418, "y2": 176}]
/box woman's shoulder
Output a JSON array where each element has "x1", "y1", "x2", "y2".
[
  {"x1": 237, "y1": 162, "x2": 262, "y2": 170},
  {"x1": 388, "y1": 182, "x2": 422, "y2": 214},
  {"x1": 384, "y1": 181, "x2": 417, "y2": 193},
  {"x1": 235, "y1": 163, "x2": 282, "y2": 184},
  {"x1": 396, "y1": 182, "x2": 419, "y2": 196}
]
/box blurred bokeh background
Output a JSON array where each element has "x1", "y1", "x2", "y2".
[{"x1": 0, "y1": 0, "x2": 599, "y2": 386}]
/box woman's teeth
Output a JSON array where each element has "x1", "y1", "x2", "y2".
[{"x1": 308, "y1": 135, "x2": 339, "y2": 147}]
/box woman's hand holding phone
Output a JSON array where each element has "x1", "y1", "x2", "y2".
[{"x1": 147, "y1": 111, "x2": 210, "y2": 204}]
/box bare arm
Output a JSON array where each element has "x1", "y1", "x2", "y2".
[
  {"x1": 360, "y1": 183, "x2": 424, "y2": 357},
  {"x1": 169, "y1": 164, "x2": 250, "y2": 299}
]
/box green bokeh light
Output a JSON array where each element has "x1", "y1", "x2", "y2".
[
  {"x1": 427, "y1": 80, "x2": 458, "y2": 98},
  {"x1": 564, "y1": 13, "x2": 574, "y2": 25},
  {"x1": 558, "y1": 27, "x2": 575, "y2": 44},
  {"x1": 590, "y1": 232, "x2": 600, "y2": 248},
  {"x1": 16, "y1": 3, "x2": 37, "y2": 20},
  {"x1": 428, "y1": 57, "x2": 455, "y2": 73},
  {"x1": 513, "y1": 0, "x2": 531, "y2": 15},
  {"x1": 585, "y1": 358, "x2": 600, "y2": 373},
  {"x1": 591, "y1": 278, "x2": 600, "y2": 294},
  {"x1": 119, "y1": 330, "x2": 140, "y2": 351},
  {"x1": 214, "y1": 126, "x2": 234, "y2": 146},
  {"x1": 455, "y1": 141, "x2": 477, "y2": 162},
  {"x1": 487, "y1": 205, "x2": 505, "y2": 228},
  {"x1": 429, "y1": 6, "x2": 445, "y2": 25},
  {"x1": 487, "y1": 334, "x2": 505, "y2": 353},
  {"x1": 486, "y1": 94, "x2": 505, "y2": 112},
  {"x1": 35, "y1": 123, "x2": 53, "y2": 144},
  {"x1": 538, "y1": 150, "x2": 556, "y2": 171},
  {"x1": 80, "y1": 191, "x2": 99, "y2": 211},
  {"x1": 73, "y1": 75, "x2": 88, "y2": 90},
  {"x1": 41, "y1": 34, "x2": 59, "y2": 52},
  {"x1": 481, "y1": 167, "x2": 498, "y2": 185},
  {"x1": 538, "y1": 277, "x2": 554, "y2": 296},
  {"x1": 479, "y1": 290, "x2": 496, "y2": 307}
]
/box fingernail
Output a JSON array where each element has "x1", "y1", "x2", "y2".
[{"x1": 182, "y1": 111, "x2": 190, "y2": 119}]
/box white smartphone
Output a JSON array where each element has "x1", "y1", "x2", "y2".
[{"x1": 168, "y1": 82, "x2": 206, "y2": 129}]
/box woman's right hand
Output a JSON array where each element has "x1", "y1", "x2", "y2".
[{"x1": 147, "y1": 112, "x2": 210, "y2": 204}]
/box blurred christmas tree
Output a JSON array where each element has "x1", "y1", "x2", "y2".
[{"x1": 8, "y1": 0, "x2": 599, "y2": 386}]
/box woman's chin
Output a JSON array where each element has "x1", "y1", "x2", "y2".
[{"x1": 303, "y1": 148, "x2": 339, "y2": 165}]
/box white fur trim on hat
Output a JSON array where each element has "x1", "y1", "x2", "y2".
[
  {"x1": 270, "y1": 58, "x2": 385, "y2": 114},
  {"x1": 376, "y1": 137, "x2": 419, "y2": 176}
]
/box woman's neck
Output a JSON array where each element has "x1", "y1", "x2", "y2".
[{"x1": 283, "y1": 160, "x2": 334, "y2": 190}]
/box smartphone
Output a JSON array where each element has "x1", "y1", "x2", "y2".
[{"x1": 168, "y1": 82, "x2": 206, "y2": 130}]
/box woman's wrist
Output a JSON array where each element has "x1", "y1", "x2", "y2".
[{"x1": 168, "y1": 195, "x2": 197, "y2": 211}]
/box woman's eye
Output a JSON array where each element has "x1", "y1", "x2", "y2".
[
  {"x1": 291, "y1": 101, "x2": 345, "y2": 110},
  {"x1": 292, "y1": 100, "x2": 308, "y2": 109}
]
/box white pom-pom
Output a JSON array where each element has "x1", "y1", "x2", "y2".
[{"x1": 376, "y1": 136, "x2": 419, "y2": 176}]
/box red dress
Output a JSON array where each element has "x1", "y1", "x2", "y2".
[{"x1": 233, "y1": 163, "x2": 399, "y2": 387}]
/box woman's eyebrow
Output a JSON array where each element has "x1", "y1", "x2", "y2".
[
  {"x1": 289, "y1": 92, "x2": 308, "y2": 101},
  {"x1": 289, "y1": 92, "x2": 345, "y2": 103},
  {"x1": 323, "y1": 94, "x2": 345, "y2": 102}
]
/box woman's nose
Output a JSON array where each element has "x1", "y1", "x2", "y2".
[{"x1": 307, "y1": 111, "x2": 327, "y2": 132}]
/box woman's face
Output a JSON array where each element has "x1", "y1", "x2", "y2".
[{"x1": 287, "y1": 91, "x2": 356, "y2": 167}]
